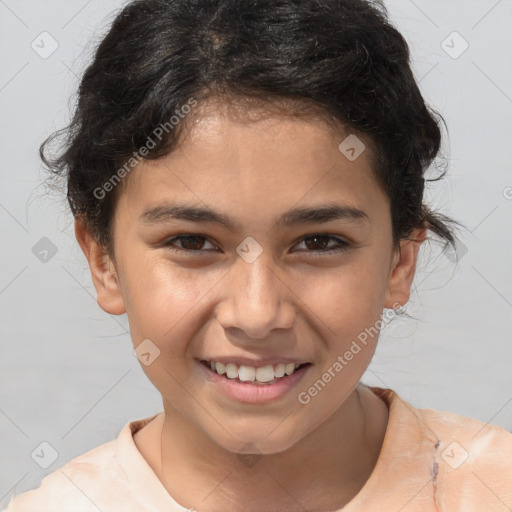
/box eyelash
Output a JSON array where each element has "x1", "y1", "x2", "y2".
[{"x1": 162, "y1": 234, "x2": 350, "y2": 256}]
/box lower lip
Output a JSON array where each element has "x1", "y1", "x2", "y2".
[{"x1": 197, "y1": 360, "x2": 312, "y2": 404}]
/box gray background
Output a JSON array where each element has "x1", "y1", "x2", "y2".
[{"x1": 1, "y1": 0, "x2": 511, "y2": 504}]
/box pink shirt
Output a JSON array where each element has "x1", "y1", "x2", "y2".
[{"x1": 4, "y1": 386, "x2": 512, "y2": 511}]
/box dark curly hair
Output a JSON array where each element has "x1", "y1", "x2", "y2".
[{"x1": 40, "y1": 0, "x2": 462, "y2": 259}]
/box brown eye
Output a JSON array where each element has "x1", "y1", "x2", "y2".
[
  {"x1": 164, "y1": 235, "x2": 217, "y2": 253},
  {"x1": 294, "y1": 235, "x2": 349, "y2": 255}
]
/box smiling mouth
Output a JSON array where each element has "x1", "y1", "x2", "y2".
[{"x1": 200, "y1": 360, "x2": 311, "y2": 385}]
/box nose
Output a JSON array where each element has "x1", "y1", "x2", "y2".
[{"x1": 214, "y1": 252, "x2": 296, "y2": 342}]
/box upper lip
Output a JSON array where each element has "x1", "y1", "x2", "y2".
[{"x1": 198, "y1": 357, "x2": 310, "y2": 368}]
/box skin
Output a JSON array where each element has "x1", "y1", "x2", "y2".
[{"x1": 76, "y1": 101, "x2": 426, "y2": 511}]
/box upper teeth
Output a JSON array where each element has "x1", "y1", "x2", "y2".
[{"x1": 208, "y1": 361, "x2": 301, "y2": 383}]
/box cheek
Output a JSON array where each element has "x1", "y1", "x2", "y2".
[
  {"x1": 123, "y1": 259, "x2": 214, "y2": 398},
  {"x1": 298, "y1": 254, "x2": 390, "y2": 339},
  {"x1": 122, "y1": 255, "x2": 213, "y2": 356}
]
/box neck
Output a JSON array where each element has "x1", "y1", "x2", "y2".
[{"x1": 154, "y1": 384, "x2": 388, "y2": 511}]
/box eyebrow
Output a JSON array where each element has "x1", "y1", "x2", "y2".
[{"x1": 139, "y1": 202, "x2": 370, "y2": 231}]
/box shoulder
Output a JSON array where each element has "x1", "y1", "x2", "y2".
[
  {"x1": 417, "y1": 405, "x2": 512, "y2": 468},
  {"x1": 371, "y1": 387, "x2": 512, "y2": 468},
  {"x1": 395, "y1": 389, "x2": 512, "y2": 510},
  {"x1": 2, "y1": 422, "x2": 137, "y2": 512},
  {"x1": 368, "y1": 386, "x2": 512, "y2": 511}
]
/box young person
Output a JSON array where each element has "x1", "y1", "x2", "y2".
[{"x1": 5, "y1": 0, "x2": 511, "y2": 510}]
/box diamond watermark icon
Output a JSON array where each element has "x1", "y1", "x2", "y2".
[
  {"x1": 236, "y1": 442, "x2": 262, "y2": 468},
  {"x1": 441, "y1": 441, "x2": 469, "y2": 470},
  {"x1": 441, "y1": 31, "x2": 469, "y2": 60},
  {"x1": 236, "y1": 237, "x2": 263, "y2": 264},
  {"x1": 134, "y1": 338, "x2": 161, "y2": 366},
  {"x1": 31, "y1": 441, "x2": 59, "y2": 469},
  {"x1": 31, "y1": 32, "x2": 59, "y2": 59},
  {"x1": 338, "y1": 134, "x2": 366, "y2": 162},
  {"x1": 443, "y1": 238, "x2": 468, "y2": 263},
  {"x1": 32, "y1": 237, "x2": 58, "y2": 263}
]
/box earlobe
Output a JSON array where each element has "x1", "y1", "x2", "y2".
[
  {"x1": 384, "y1": 228, "x2": 426, "y2": 309},
  {"x1": 74, "y1": 219, "x2": 126, "y2": 315}
]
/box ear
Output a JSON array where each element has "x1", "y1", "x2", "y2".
[
  {"x1": 384, "y1": 227, "x2": 427, "y2": 309},
  {"x1": 74, "y1": 219, "x2": 126, "y2": 315}
]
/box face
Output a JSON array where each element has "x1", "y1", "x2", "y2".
[{"x1": 77, "y1": 103, "x2": 424, "y2": 455}]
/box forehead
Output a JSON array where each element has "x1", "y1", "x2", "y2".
[{"x1": 118, "y1": 106, "x2": 388, "y2": 226}]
